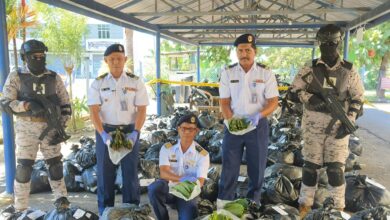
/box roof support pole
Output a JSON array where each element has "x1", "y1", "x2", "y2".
[
  {"x1": 343, "y1": 29, "x2": 350, "y2": 60},
  {"x1": 0, "y1": 0, "x2": 16, "y2": 195},
  {"x1": 312, "y1": 46, "x2": 316, "y2": 60},
  {"x1": 196, "y1": 46, "x2": 200, "y2": 82},
  {"x1": 156, "y1": 31, "x2": 161, "y2": 116}
]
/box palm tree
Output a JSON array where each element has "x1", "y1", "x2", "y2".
[{"x1": 6, "y1": 0, "x2": 37, "y2": 68}]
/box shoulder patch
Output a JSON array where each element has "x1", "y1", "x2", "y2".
[
  {"x1": 96, "y1": 73, "x2": 108, "y2": 80},
  {"x1": 256, "y1": 62, "x2": 267, "y2": 69},
  {"x1": 164, "y1": 142, "x2": 173, "y2": 149},
  {"x1": 126, "y1": 72, "x2": 139, "y2": 79},
  {"x1": 227, "y1": 63, "x2": 238, "y2": 69},
  {"x1": 195, "y1": 145, "x2": 208, "y2": 156},
  {"x1": 341, "y1": 60, "x2": 353, "y2": 70}
]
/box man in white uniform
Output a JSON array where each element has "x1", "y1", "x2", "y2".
[
  {"x1": 148, "y1": 113, "x2": 210, "y2": 220},
  {"x1": 218, "y1": 34, "x2": 279, "y2": 206},
  {"x1": 87, "y1": 44, "x2": 149, "y2": 215}
]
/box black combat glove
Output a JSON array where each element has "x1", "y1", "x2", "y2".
[
  {"x1": 308, "y1": 94, "x2": 327, "y2": 111},
  {"x1": 29, "y1": 101, "x2": 44, "y2": 116},
  {"x1": 335, "y1": 124, "x2": 351, "y2": 139}
]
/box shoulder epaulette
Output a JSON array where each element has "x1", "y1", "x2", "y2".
[
  {"x1": 227, "y1": 63, "x2": 238, "y2": 69},
  {"x1": 164, "y1": 139, "x2": 178, "y2": 149},
  {"x1": 341, "y1": 60, "x2": 353, "y2": 70},
  {"x1": 96, "y1": 73, "x2": 108, "y2": 80},
  {"x1": 164, "y1": 142, "x2": 173, "y2": 149},
  {"x1": 126, "y1": 72, "x2": 139, "y2": 79},
  {"x1": 256, "y1": 62, "x2": 267, "y2": 69},
  {"x1": 312, "y1": 59, "x2": 319, "y2": 67},
  {"x1": 195, "y1": 144, "x2": 208, "y2": 156}
]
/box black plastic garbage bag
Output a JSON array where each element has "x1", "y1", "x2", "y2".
[
  {"x1": 144, "y1": 143, "x2": 164, "y2": 161},
  {"x1": 261, "y1": 204, "x2": 300, "y2": 220},
  {"x1": 139, "y1": 159, "x2": 159, "y2": 178},
  {"x1": 266, "y1": 174, "x2": 299, "y2": 206},
  {"x1": 198, "y1": 111, "x2": 217, "y2": 129},
  {"x1": 63, "y1": 160, "x2": 84, "y2": 192},
  {"x1": 100, "y1": 203, "x2": 152, "y2": 220},
  {"x1": 195, "y1": 130, "x2": 216, "y2": 151},
  {"x1": 305, "y1": 197, "x2": 348, "y2": 220},
  {"x1": 350, "y1": 205, "x2": 390, "y2": 220},
  {"x1": 200, "y1": 179, "x2": 218, "y2": 202},
  {"x1": 75, "y1": 143, "x2": 96, "y2": 170},
  {"x1": 30, "y1": 160, "x2": 51, "y2": 194},
  {"x1": 81, "y1": 165, "x2": 98, "y2": 193},
  {"x1": 79, "y1": 136, "x2": 95, "y2": 146},
  {"x1": 267, "y1": 144, "x2": 295, "y2": 165},
  {"x1": 212, "y1": 123, "x2": 225, "y2": 133},
  {"x1": 147, "y1": 131, "x2": 167, "y2": 145},
  {"x1": 138, "y1": 139, "x2": 151, "y2": 157},
  {"x1": 44, "y1": 197, "x2": 98, "y2": 220},
  {"x1": 345, "y1": 153, "x2": 362, "y2": 172},
  {"x1": 264, "y1": 163, "x2": 302, "y2": 184},
  {"x1": 0, "y1": 205, "x2": 46, "y2": 220},
  {"x1": 197, "y1": 199, "x2": 215, "y2": 216},
  {"x1": 66, "y1": 144, "x2": 80, "y2": 161},
  {"x1": 207, "y1": 167, "x2": 220, "y2": 181},
  {"x1": 345, "y1": 175, "x2": 390, "y2": 212},
  {"x1": 208, "y1": 140, "x2": 222, "y2": 164},
  {"x1": 349, "y1": 135, "x2": 362, "y2": 156}
]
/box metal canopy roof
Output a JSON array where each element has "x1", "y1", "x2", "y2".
[{"x1": 38, "y1": 0, "x2": 390, "y2": 46}]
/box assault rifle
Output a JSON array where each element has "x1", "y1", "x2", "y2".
[
  {"x1": 308, "y1": 72, "x2": 357, "y2": 138},
  {"x1": 29, "y1": 94, "x2": 70, "y2": 145}
]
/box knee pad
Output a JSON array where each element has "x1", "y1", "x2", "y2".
[
  {"x1": 302, "y1": 161, "x2": 321, "y2": 187},
  {"x1": 46, "y1": 156, "x2": 63, "y2": 181},
  {"x1": 15, "y1": 159, "x2": 34, "y2": 183},
  {"x1": 326, "y1": 162, "x2": 345, "y2": 187}
]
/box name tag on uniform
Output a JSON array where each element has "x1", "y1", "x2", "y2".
[
  {"x1": 254, "y1": 79, "x2": 264, "y2": 83},
  {"x1": 230, "y1": 80, "x2": 239, "y2": 83},
  {"x1": 125, "y1": 87, "x2": 137, "y2": 92},
  {"x1": 101, "y1": 87, "x2": 110, "y2": 91},
  {"x1": 120, "y1": 100, "x2": 128, "y2": 111},
  {"x1": 169, "y1": 159, "x2": 178, "y2": 162}
]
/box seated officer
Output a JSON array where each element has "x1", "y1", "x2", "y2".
[{"x1": 148, "y1": 113, "x2": 210, "y2": 220}]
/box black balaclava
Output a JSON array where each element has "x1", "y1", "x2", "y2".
[
  {"x1": 26, "y1": 54, "x2": 46, "y2": 75},
  {"x1": 316, "y1": 24, "x2": 343, "y2": 67},
  {"x1": 320, "y1": 42, "x2": 339, "y2": 67}
]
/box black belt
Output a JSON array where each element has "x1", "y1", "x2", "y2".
[{"x1": 103, "y1": 124, "x2": 132, "y2": 130}]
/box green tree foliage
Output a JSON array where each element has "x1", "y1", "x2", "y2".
[
  {"x1": 259, "y1": 47, "x2": 313, "y2": 82},
  {"x1": 33, "y1": 1, "x2": 88, "y2": 68},
  {"x1": 200, "y1": 46, "x2": 232, "y2": 82},
  {"x1": 348, "y1": 22, "x2": 390, "y2": 90}
]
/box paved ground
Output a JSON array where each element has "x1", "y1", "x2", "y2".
[{"x1": 0, "y1": 102, "x2": 389, "y2": 218}]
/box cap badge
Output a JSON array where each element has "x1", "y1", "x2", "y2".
[
  {"x1": 118, "y1": 45, "x2": 123, "y2": 51},
  {"x1": 248, "y1": 35, "x2": 253, "y2": 42},
  {"x1": 191, "y1": 116, "x2": 196, "y2": 123}
]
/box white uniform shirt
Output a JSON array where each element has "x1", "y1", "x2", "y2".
[
  {"x1": 87, "y1": 71, "x2": 149, "y2": 125},
  {"x1": 159, "y1": 140, "x2": 210, "y2": 179},
  {"x1": 219, "y1": 62, "x2": 279, "y2": 116}
]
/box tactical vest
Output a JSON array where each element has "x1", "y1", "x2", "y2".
[
  {"x1": 305, "y1": 59, "x2": 352, "y2": 113},
  {"x1": 17, "y1": 70, "x2": 61, "y2": 116}
]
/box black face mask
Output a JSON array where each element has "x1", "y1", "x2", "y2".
[
  {"x1": 26, "y1": 55, "x2": 46, "y2": 75},
  {"x1": 319, "y1": 42, "x2": 339, "y2": 67}
]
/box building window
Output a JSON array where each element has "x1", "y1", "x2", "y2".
[{"x1": 98, "y1": 24, "x2": 110, "y2": 39}]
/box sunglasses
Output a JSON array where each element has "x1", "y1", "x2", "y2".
[{"x1": 178, "y1": 126, "x2": 198, "y2": 132}]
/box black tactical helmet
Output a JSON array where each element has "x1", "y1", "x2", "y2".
[
  {"x1": 316, "y1": 24, "x2": 343, "y2": 44},
  {"x1": 20, "y1": 39, "x2": 48, "y2": 61}
]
